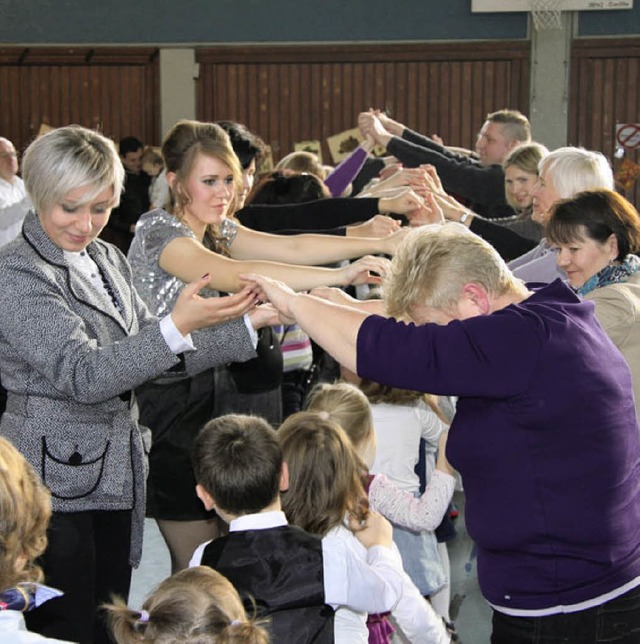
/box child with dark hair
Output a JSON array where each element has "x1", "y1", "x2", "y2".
[{"x1": 190, "y1": 414, "x2": 427, "y2": 644}]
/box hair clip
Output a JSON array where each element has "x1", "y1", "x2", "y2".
[{"x1": 138, "y1": 609, "x2": 150, "y2": 623}]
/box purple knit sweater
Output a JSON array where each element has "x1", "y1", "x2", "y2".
[{"x1": 357, "y1": 279, "x2": 640, "y2": 612}]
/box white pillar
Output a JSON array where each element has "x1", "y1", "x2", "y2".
[
  {"x1": 529, "y1": 10, "x2": 576, "y2": 149},
  {"x1": 159, "y1": 48, "x2": 197, "y2": 140}
]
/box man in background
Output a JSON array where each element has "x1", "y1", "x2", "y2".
[
  {"x1": 0, "y1": 137, "x2": 31, "y2": 248},
  {"x1": 360, "y1": 109, "x2": 531, "y2": 220},
  {"x1": 101, "y1": 135, "x2": 150, "y2": 253}
]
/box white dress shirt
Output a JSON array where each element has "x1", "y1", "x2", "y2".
[
  {"x1": 190, "y1": 510, "x2": 449, "y2": 644},
  {"x1": 0, "y1": 176, "x2": 30, "y2": 247}
]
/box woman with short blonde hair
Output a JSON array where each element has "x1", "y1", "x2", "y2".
[
  {"x1": 0, "y1": 125, "x2": 261, "y2": 644},
  {"x1": 247, "y1": 221, "x2": 640, "y2": 643}
]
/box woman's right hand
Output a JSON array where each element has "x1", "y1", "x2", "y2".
[{"x1": 170, "y1": 275, "x2": 257, "y2": 336}]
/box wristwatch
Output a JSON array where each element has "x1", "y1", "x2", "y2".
[{"x1": 459, "y1": 211, "x2": 472, "y2": 225}]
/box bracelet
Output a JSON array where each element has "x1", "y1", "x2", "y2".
[{"x1": 459, "y1": 211, "x2": 472, "y2": 225}]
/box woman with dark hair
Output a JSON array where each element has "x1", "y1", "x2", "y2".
[
  {"x1": 249, "y1": 171, "x2": 330, "y2": 206},
  {"x1": 216, "y1": 121, "x2": 422, "y2": 235},
  {"x1": 547, "y1": 188, "x2": 640, "y2": 420}
]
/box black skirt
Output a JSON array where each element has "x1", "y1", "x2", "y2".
[{"x1": 137, "y1": 369, "x2": 217, "y2": 521}]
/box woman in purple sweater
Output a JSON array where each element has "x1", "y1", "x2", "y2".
[{"x1": 245, "y1": 224, "x2": 640, "y2": 643}]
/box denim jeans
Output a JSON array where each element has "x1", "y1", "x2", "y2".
[{"x1": 491, "y1": 585, "x2": 640, "y2": 643}]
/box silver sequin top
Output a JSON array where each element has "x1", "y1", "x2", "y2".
[{"x1": 127, "y1": 208, "x2": 238, "y2": 317}]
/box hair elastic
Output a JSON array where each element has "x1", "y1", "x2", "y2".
[
  {"x1": 318, "y1": 411, "x2": 330, "y2": 420},
  {"x1": 138, "y1": 609, "x2": 150, "y2": 623},
  {"x1": 231, "y1": 619, "x2": 242, "y2": 626}
]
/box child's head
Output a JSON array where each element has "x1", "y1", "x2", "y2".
[
  {"x1": 278, "y1": 411, "x2": 369, "y2": 537},
  {"x1": 305, "y1": 382, "x2": 376, "y2": 467},
  {"x1": 193, "y1": 415, "x2": 283, "y2": 518},
  {"x1": 106, "y1": 566, "x2": 269, "y2": 644},
  {"x1": 0, "y1": 437, "x2": 51, "y2": 590},
  {"x1": 141, "y1": 146, "x2": 164, "y2": 177},
  {"x1": 275, "y1": 151, "x2": 325, "y2": 179}
]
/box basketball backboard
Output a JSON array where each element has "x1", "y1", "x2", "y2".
[{"x1": 471, "y1": 0, "x2": 632, "y2": 10}]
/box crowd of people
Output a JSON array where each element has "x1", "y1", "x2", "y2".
[{"x1": 0, "y1": 102, "x2": 638, "y2": 644}]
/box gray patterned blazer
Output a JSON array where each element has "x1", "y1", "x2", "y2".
[{"x1": 0, "y1": 211, "x2": 256, "y2": 564}]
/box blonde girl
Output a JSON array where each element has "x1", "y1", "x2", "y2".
[
  {"x1": 105, "y1": 566, "x2": 269, "y2": 644},
  {"x1": 279, "y1": 411, "x2": 450, "y2": 644},
  {"x1": 305, "y1": 382, "x2": 455, "y2": 533}
]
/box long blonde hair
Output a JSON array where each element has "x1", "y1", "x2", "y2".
[
  {"x1": 161, "y1": 119, "x2": 243, "y2": 254},
  {"x1": 105, "y1": 566, "x2": 269, "y2": 644},
  {"x1": 279, "y1": 412, "x2": 369, "y2": 537}
]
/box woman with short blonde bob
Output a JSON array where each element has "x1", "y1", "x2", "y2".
[
  {"x1": 105, "y1": 566, "x2": 269, "y2": 644},
  {"x1": 0, "y1": 125, "x2": 260, "y2": 644},
  {"x1": 248, "y1": 223, "x2": 640, "y2": 643}
]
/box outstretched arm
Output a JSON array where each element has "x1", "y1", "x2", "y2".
[
  {"x1": 160, "y1": 237, "x2": 392, "y2": 294},
  {"x1": 229, "y1": 222, "x2": 412, "y2": 264},
  {"x1": 243, "y1": 275, "x2": 367, "y2": 373}
]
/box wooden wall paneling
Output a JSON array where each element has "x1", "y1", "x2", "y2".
[
  {"x1": 283, "y1": 61, "x2": 293, "y2": 151},
  {"x1": 570, "y1": 38, "x2": 640, "y2": 206},
  {"x1": 341, "y1": 62, "x2": 354, "y2": 143},
  {"x1": 451, "y1": 62, "x2": 464, "y2": 148},
  {"x1": 295, "y1": 63, "x2": 308, "y2": 148},
  {"x1": 196, "y1": 42, "x2": 530, "y2": 169},
  {"x1": 460, "y1": 62, "x2": 474, "y2": 148},
  {"x1": 0, "y1": 47, "x2": 159, "y2": 155}
]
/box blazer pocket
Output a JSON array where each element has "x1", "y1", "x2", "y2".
[{"x1": 41, "y1": 436, "x2": 109, "y2": 500}]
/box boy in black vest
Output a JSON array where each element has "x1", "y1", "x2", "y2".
[{"x1": 190, "y1": 414, "x2": 410, "y2": 644}]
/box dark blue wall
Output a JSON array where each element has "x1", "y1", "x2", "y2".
[
  {"x1": 1, "y1": 0, "x2": 636, "y2": 44},
  {"x1": 0, "y1": 0, "x2": 528, "y2": 43},
  {"x1": 579, "y1": 4, "x2": 640, "y2": 36}
]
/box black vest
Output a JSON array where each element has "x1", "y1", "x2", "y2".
[{"x1": 201, "y1": 525, "x2": 334, "y2": 643}]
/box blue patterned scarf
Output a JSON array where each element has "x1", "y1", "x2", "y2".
[
  {"x1": 0, "y1": 583, "x2": 62, "y2": 612},
  {"x1": 574, "y1": 254, "x2": 640, "y2": 297}
]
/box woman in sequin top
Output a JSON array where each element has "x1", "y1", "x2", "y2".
[{"x1": 127, "y1": 119, "x2": 413, "y2": 573}]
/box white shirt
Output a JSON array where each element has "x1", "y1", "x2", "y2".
[
  {"x1": 0, "y1": 176, "x2": 30, "y2": 247},
  {"x1": 370, "y1": 400, "x2": 446, "y2": 493},
  {"x1": 190, "y1": 511, "x2": 449, "y2": 644},
  {"x1": 64, "y1": 249, "x2": 195, "y2": 354}
]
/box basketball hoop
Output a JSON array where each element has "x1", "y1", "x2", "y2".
[{"x1": 531, "y1": 0, "x2": 564, "y2": 30}]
